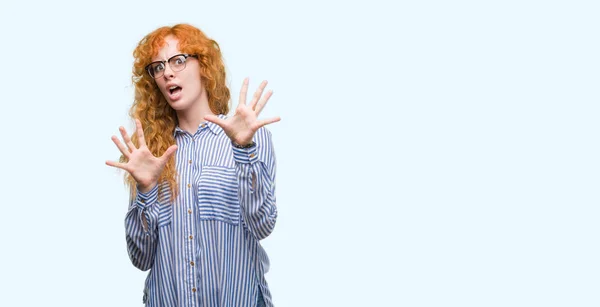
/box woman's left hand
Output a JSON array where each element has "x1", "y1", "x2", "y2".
[{"x1": 205, "y1": 78, "x2": 280, "y2": 146}]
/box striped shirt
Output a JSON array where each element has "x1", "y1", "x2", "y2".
[{"x1": 125, "y1": 115, "x2": 277, "y2": 307}]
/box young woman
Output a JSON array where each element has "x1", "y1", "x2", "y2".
[{"x1": 106, "y1": 24, "x2": 280, "y2": 307}]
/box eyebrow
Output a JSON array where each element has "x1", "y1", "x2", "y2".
[{"x1": 151, "y1": 53, "x2": 183, "y2": 62}]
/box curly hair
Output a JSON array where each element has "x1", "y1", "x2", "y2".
[{"x1": 120, "y1": 24, "x2": 231, "y2": 201}]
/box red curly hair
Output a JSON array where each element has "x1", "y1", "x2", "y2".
[{"x1": 120, "y1": 24, "x2": 231, "y2": 200}]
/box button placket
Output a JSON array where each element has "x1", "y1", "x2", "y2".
[{"x1": 181, "y1": 135, "x2": 199, "y2": 297}]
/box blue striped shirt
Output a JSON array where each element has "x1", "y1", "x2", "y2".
[{"x1": 125, "y1": 115, "x2": 277, "y2": 306}]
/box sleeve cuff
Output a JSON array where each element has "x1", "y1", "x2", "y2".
[
  {"x1": 136, "y1": 184, "x2": 159, "y2": 210},
  {"x1": 232, "y1": 145, "x2": 259, "y2": 164}
]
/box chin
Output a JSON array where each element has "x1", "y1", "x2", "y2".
[{"x1": 167, "y1": 99, "x2": 189, "y2": 111}]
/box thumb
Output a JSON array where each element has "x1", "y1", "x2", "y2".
[
  {"x1": 204, "y1": 114, "x2": 226, "y2": 127},
  {"x1": 160, "y1": 145, "x2": 178, "y2": 162}
]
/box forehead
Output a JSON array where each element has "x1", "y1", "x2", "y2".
[{"x1": 152, "y1": 36, "x2": 181, "y2": 61}]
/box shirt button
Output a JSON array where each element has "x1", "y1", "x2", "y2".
[
  {"x1": 187, "y1": 183, "x2": 191, "y2": 188},
  {"x1": 190, "y1": 261, "x2": 195, "y2": 266},
  {"x1": 189, "y1": 235, "x2": 193, "y2": 240},
  {"x1": 201, "y1": 124, "x2": 206, "y2": 128},
  {"x1": 192, "y1": 287, "x2": 197, "y2": 292},
  {"x1": 249, "y1": 153, "x2": 255, "y2": 158},
  {"x1": 188, "y1": 159, "x2": 192, "y2": 164},
  {"x1": 188, "y1": 209, "x2": 192, "y2": 214}
]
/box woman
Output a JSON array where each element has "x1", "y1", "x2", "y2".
[{"x1": 106, "y1": 23, "x2": 280, "y2": 307}]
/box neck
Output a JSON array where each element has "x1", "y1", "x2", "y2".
[{"x1": 176, "y1": 91, "x2": 215, "y2": 134}]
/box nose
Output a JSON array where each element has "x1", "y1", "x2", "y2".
[{"x1": 162, "y1": 63, "x2": 175, "y2": 79}]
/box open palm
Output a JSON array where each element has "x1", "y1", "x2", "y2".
[
  {"x1": 205, "y1": 78, "x2": 280, "y2": 145},
  {"x1": 105, "y1": 119, "x2": 177, "y2": 192}
]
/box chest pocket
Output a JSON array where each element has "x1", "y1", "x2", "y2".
[{"x1": 197, "y1": 165, "x2": 240, "y2": 225}]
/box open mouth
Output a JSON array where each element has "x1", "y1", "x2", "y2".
[{"x1": 169, "y1": 86, "x2": 182, "y2": 95}]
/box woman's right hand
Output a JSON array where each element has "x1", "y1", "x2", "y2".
[{"x1": 105, "y1": 119, "x2": 177, "y2": 193}]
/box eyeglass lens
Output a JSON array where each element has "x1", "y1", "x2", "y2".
[{"x1": 148, "y1": 55, "x2": 189, "y2": 78}]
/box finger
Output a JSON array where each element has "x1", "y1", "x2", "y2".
[
  {"x1": 105, "y1": 160, "x2": 128, "y2": 171},
  {"x1": 160, "y1": 145, "x2": 178, "y2": 162},
  {"x1": 250, "y1": 80, "x2": 268, "y2": 111},
  {"x1": 111, "y1": 135, "x2": 131, "y2": 158},
  {"x1": 204, "y1": 114, "x2": 227, "y2": 128},
  {"x1": 257, "y1": 116, "x2": 281, "y2": 128},
  {"x1": 120, "y1": 126, "x2": 136, "y2": 152},
  {"x1": 237, "y1": 77, "x2": 249, "y2": 108},
  {"x1": 254, "y1": 89, "x2": 273, "y2": 114},
  {"x1": 135, "y1": 119, "x2": 147, "y2": 147}
]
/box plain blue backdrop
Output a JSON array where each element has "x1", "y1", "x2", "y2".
[{"x1": 0, "y1": 0, "x2": 598, "y2": 306}]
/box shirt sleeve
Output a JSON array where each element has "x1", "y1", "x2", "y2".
[
  {"x1": 232, "y1": 127, "x2": 278, "y2": 240},
  {"x1": 124, "y1": 184, "x2": 161, "y2": 271}
]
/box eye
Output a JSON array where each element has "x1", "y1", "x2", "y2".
[
  {"x1": 153, "y1": 63, "x2": 165, "y2": 73},
  {"x1": 173, "y1": 55, "x2": 185, "y2": 66}
]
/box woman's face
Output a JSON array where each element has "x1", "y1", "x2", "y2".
[{"x1": 151, "y1": 35, "x2": 204, "y2": 112}]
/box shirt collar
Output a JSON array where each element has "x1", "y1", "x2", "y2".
[{"x1": 173, "y1": 114, "x2": 226, "y2": 137}]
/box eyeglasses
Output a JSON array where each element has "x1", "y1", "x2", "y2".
[{"x1": 145, "y1": 54, "x2": 198, "y2": 79}]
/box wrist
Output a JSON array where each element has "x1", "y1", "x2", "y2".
[
  {"x1": 138, "y1": 182, "x2": 158, "y2": 194},
  {"x1": 232, "y1": 141, "x2": 256, "y2": 149}
]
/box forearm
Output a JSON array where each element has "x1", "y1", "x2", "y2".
[
  {"x1": 124, "y1": 185, "x2": 160, "y2": 271},
  {"x1": 233, "y1": 129, "x2": 278, "y2": 240}
]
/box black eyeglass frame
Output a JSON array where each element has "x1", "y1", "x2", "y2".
[{"x1": 145, "y1": 53, "x2": 198, "y2": 79}]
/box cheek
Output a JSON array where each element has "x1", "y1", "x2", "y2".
[
  {"x1": 186, "y1": 66, "x2": 202, "y2": 86},
  {"x1": 185, "y1": 73, "x2": 202, "y2": 92},
  {"x1": 155, "y1": 80, "x2": 167, "y2": 93},
  {"x1": 160, "y1": 84, "x2": 172, "y2": 98}
]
